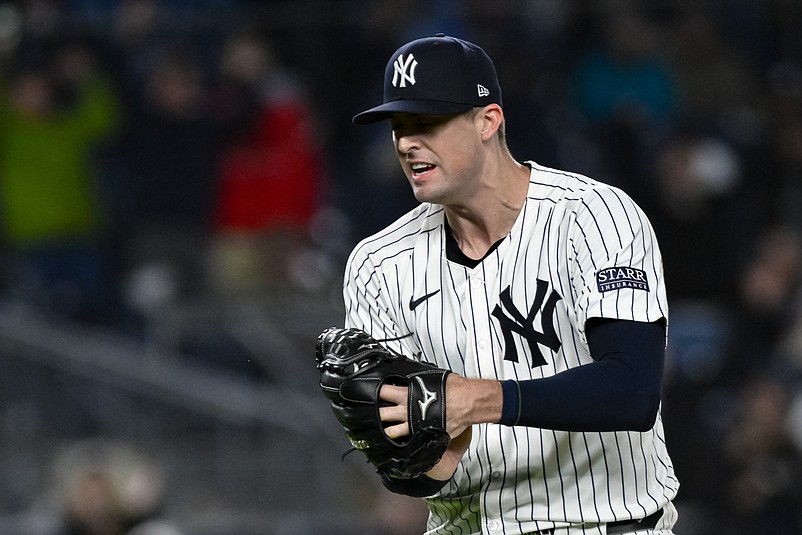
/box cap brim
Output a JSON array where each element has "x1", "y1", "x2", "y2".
[{"x1": 352, "y1": 100, "x2": 474, "y2": 124}]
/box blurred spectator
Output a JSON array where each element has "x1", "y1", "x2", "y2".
[
  {"x1": 767, "y1": 88, "x2": 802, "y2": 231},
  {"x1": 49, "y1": 439, "x2": 181, "y2": 535},
  {"x1": 0, "y1": 37, "x2": 120, "y2": 323},
  {"x1": 107, "y1": 44, "x2": 220, "y2": 318},
  {"x1": 648, "y1": 134, "x2": 744, "y2": 306},
  {"x1": 716, "y1": 377, "x2": 802, "y2": 534},
  {"x1": 207, "y1": 30, "x2": 327, "y2": 296},
  {"x1": 0, "y1": 2, "x2": 23, "y2": 65},
  {"x1": 573, "y1": 8, "x2": 677, "y2": 126},
  {"x1": 667, "y1": 8, "x2": 762, "y2": 142},
  {"x1": 105, "y1": 0, "x2": 169, "y2": 109},
  {"x1": 318, "y1": 0, "x2": 422, "y2": 239},
  {"x1": 570, "y1": 6, "x2": 678, "y2": 198},
  {"x1": 730, "y1": 226, "x2": 802, "y2": 378}
]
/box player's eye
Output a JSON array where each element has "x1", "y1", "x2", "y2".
[
  {"x1": 391, "y1": 115, "x2": 449, "y2": 137},
  {"x1": 418, "y1": 115, "x2": 452, "y2": 127}
]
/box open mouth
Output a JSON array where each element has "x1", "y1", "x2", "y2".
[{"x1": 410, "y1": 162, "x2": 436, "y2": 178}]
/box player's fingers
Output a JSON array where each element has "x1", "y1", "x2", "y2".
[
  {"x1": 379, "y1": 384, "x2": 408, "y2": 404},
  {"x1": 379, "y1": 403, "x2": 407, "y2": 424},
  {"x1": 379, "y1": 384, "x2": 411, "y2": 438},
  {"x1": 382, "y1": 421, "x2": 411, "y2": 439}
]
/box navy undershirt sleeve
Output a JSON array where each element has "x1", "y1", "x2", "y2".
[{"x1": 499, "y1": 319, "x2": 666, "y2": 432}]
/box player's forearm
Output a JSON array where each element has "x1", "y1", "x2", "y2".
[
  {"x1": 445, "y1": 374, "x2": 504, "y2": 435},
  {"x1": 498, "y1": 319, "x2": 665, "y2": 432},
  {"x1": 499, "y1": 360, "x2": 659, "y2": 431}
]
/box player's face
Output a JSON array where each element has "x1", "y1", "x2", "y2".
[{"x1": 389, "y1": 111, "x2": 485, "y2": 204}]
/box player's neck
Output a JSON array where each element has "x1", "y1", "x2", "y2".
[{"x1": 444, "y1": 159, "x2": 529, "y2": 260}]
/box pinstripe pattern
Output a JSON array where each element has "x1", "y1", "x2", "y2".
[{"x1": 344, "y1": 162, "x2": 679, "y2": 535}]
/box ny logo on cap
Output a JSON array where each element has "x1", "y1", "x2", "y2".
[{"x1": 392, "y1": 53, "x2": 418, "y2": 87}]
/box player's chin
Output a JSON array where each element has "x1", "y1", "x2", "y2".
[
  {"x1": 409, "y1": 181, "x2": 438, "y2": 203},
  {"x1": 412, "y1": 190, "x2": 439, "y2": 205}
]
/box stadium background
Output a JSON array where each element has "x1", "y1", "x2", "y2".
[{"x1": 1, "y1": 0, "x2": 802, "y2": 534}]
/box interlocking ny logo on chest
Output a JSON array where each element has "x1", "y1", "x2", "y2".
[{"x1": 492, "y1": 279, "x2": 562, "y2": 368}]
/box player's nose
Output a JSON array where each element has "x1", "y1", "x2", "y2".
[{"x1": 394, "y1": 132, "x2": 421, "y2": 154}]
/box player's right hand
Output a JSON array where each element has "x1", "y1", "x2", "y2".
[{"x1": 426, "y1": 427, "x2": 472, "y2": 481}]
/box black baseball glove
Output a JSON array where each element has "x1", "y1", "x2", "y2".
[{"x1": 315, "y1": 327, "x2": 451, "y2": 479}]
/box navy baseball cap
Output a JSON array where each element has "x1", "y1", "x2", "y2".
[{"x1": 352, "y1": 34, "x2": 502, "y2": 124}]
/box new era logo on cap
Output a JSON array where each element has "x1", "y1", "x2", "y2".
[{"x1": 353, "y1": 34, "x2": 502, "y2": 124}]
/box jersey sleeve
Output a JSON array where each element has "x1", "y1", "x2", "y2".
[
  {"x1": 569, "y1": 185, "x2": 668, "y2": 339},
  {"x1": 342, "y1": 241, "x2": 420, "y2": 357}
]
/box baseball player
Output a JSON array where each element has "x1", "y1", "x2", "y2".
[{"x1": 343, "y1": 34, "x2": 679, "y2": 535}]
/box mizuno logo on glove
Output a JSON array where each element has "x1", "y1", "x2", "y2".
[{"x1": 415, "y1": 376, "x2": 438, "y2": 421}]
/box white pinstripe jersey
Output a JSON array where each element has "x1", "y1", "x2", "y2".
[{"x1": 343, "y1": 162, "x2": 680, "y2": 535}]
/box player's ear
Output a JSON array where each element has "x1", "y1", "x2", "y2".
[{"x1": 477, "y1": 104, "x2": 503, "y2": 142}]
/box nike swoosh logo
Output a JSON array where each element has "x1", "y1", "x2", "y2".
[{"x1": 409, "y1": 289, "x2": 441, "y2": 311}]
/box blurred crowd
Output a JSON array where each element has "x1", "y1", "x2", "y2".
[
  {"x1": 0, "y1": 0, "x2": 332, "y2": 332},
  {"x1": 2, "y1": 0, "x2": 802, "y2": 534}
]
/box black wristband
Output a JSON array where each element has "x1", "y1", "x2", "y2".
[
  {"x1": 380, "y1": 472, "x2": 449, "y2": 497},
  {"x1": 499, "y1": 379, "x2": 521, "y2": 426}
]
